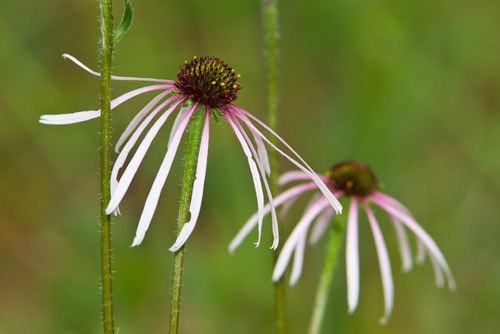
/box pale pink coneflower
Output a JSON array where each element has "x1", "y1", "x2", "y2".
[
  {"x1": 230, "y1": 160, "x2": 455, "y2": 324},
  {"x1": 39, "y1": 54, "x2": 342, "y2": 251}
]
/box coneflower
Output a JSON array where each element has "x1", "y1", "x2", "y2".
[
  {"x1": 40, "y1": 54, "x2": 342, "y2": 251},
  {"x1": 230, "y1": 160, "x2": 455, "y2": 324}
]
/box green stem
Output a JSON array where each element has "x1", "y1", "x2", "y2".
[
  {"x1": 98, "y1": 0, "x2": 115, "y2": 333},
  {"x1": 308, "y1": 216, "x2": 346, "y2": 334},
  {"x1": 169, "y1": 106, "x2": 204, "y2": 334},
  {"x1": 262, "y1": 0, "x2": 284, "y2": 333}
]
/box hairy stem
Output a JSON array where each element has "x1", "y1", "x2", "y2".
[
  {"x1": 308, "y1": 216, "x2": 346, "y2": 334},
  {"x1": 169, "y1": 107, "x2": 204, "y2": 334},
  {"x1": 98, "y1": 0, "x2": 115, "y2": 333},
  {"x1": 262, "y1": 0, "x2": 284, "y2": 333}
]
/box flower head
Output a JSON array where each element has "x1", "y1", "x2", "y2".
[
  {"x1": 40, "y1": 54, "x2": 342, "y2": 252},
  {"x1": 230, "y1": 160, "x2": 455, "y2": 324}
]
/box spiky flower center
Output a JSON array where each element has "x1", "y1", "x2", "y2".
[
  {"x1": 328, "y1": 160, "x2": 378, "y2": 197},
  {"x1": 175, "y1": 56, "x2": 241, "y2": 108}
]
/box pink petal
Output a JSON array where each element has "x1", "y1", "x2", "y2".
[
  {"x1": 364, "y1": 203, "x2": 394, "y2": 325},
  {"x1": 169, "y1": 110, "x2": 210, "y2": 252},
  {"x1": 131, "y1": 104, "x2": 197, "y2": 246},
  {"x1": 416, "y1": 239, "x2": 427, "y2": 264},
  {"x1": 290, "y1": 234, "x2": 307, "y2": 286},
  {"x1": 346, "y1": 197, "x2": 360, "y2": 314},
  {"x1": 279, "y1": 194, "x2": 300, "y2": 219},
  {"x1": 309, "y1": 207, "x2": 335, "y2": 245},
  {"x1": 372, "y1": 194, "x2": 456, "y2": 290},
  {"x1": 272, "y1": 198, "x2": 329, "y2": 282},
  {"x1": 389, "y1": 215, "x2": 413, "y2": 272},
  {"x1": 278, "y1": 171, "x2": 310, "y2": 186}
]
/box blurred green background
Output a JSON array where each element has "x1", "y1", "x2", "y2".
[{"x1": 2, "y1": 0, "x2": 500, "y2": 333}]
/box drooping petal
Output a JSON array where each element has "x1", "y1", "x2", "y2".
[
  {"x1": 225, "y1": 114, "x2": 266, "y2": 247},
  {"x1": 168, "y1": 105, "x2": 191, "y2": 148},
  {"x1": 371, "y1": 192, "x2": 411, "y2": 215},
  {"x1": 228, "y1": 182, "x2": 317, "y2": 253},
  {"x1": 131, "y1": 104, "x2": 197, "y2": 246},
  {"x1": 39, "y1": 110, "x2": 101, "y2": 125},
  {"x1": 62, "y1": 53, "x2": 175, "y2": 83},
  {"x1": 309, "y1": 207, "x2": 335, "y2": 245},
  {"x1": 428, "y1": 251, "x2": 445, "y2": 288},
  {"x1": 115, "y1": 91, "x2": 172, "y2": 153},
  {"x1": 232, "y1": 109, "x2": 342, "y2": 214},
  {"x1": 416, "y1": 239, "x2": 427, "y2": 264},
  {"x1": 106, "y1": 98, "x2": 187, "y2": 214},
  {"x1": 372, "y1": 194, "x2": 456, "y2": 290},
  {"x1": 40, "y1": 84, "x2": 171, "y2": 125},
  {"x1": 290, "y1": 234, "x2": 307, "y2": 286},
  {"x1": 272, "y1": 198, "x2": 329, "y2": 282},
  {"x1": 110, "y1": 95, "x2": 182, "y2": 215},
  {"x1": 278, "y1": 171, "x2": 311, "y2": 186},
  {"x1": 389, "y1": 216, "x2": 413, "y2": 272},
  {"x1": 346, "y1": 197, "x2": 360, "y2": 314},
  {"x1": 169, "y1": 110, "x2": 210, "y2": 252},
  {"x1": 364, "y1": 203, "x2": 394, "y2": 325},
  {"x1": 279, "y1": 194, "x2": 300, "y2": 219},
  {"x1": 229, "y1": 114, "x2": 280, "y2": 249},
  {"x1": 249, "y1": 128, "x2": 271, "y2": 176}
]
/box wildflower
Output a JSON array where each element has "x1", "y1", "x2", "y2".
[
  {"x1": 230, "y1": 160, "x2": 455, "y2": 324},
  {"x1": 40, "y1": 54, "x2": 342, "y2": 251}
]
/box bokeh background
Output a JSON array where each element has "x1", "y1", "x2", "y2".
[{"x1": 2, "y1": 0, "x2": 500, "y2": 333}]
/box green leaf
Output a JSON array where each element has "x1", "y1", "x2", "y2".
[{"x1": 112, "y1": 0, "x2": 133, "y2": 45}]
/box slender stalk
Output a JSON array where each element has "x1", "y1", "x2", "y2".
[
  {"x1": 169, "y1": 107, "x2": 204, "y2": 334},
  {"x1": 98, "y1": 0, "x2": 115, "y2": 333},
  {"x1": 308, "y1": 216, "x2": 346, "y2": 334},
  {"x1": 262, "y1": 0, "x2": 284, "y2": 332}
]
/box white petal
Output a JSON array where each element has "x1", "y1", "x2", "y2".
[
  {"x1": 40, "y1": 84, "x2": 170, "y2": 126},
  {"x1": 272, "y1": 198, "x2": 329, "y2": 282},
  {"x1": 364, "y1": 203, "x2": 394, "y2": 325},
  {"x1": 115, "y1": 91, "x2": 173, "y2": 153},
  {"x1": 390, "y1": 216, "x2": 413, "y2": 272},
  {"x1": 234, "y1": 111, "x2": 342, "y2": 214},
  {"x1": 131, "y1": 105, "x2": 196, "y2": 246},
  {"x1": 346, "y1": 198, "x2": 360, "y2": 314},
  {"x1": 372, "y1": 195, "x2": 456, "y2": 290},
  {"x1": 309, "y1": 207, "x2": 334, "y2": 245},
  {"x1": 225, "y1": 115, "x2": 266, "y2": 247},
  {"x1": 62, "y1": 53, "x2": 174, "y2": 83},
  {"x1": 105, "y1": 98, "x2": 186, "y2": 214},
  {"x1": 39, "y1": 110, "x2": 100, "y2": 124},
  {"x1": 228, "y1": 182, "x2": 317, "y2": 253},
  {"x1": 169, "y1": 111, "x2": 210, "y2": 252}
]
